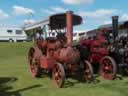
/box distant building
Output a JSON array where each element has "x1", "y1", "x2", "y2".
[
  {"x1": 23, "y1": 18, "x2": 88, "y2": 42},
  {"x1": 86, "y1": 21, "x2": 128, "y2": 38}
]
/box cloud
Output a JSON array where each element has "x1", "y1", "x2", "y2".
[
  {"x1": 121, "y1": 14, "x2": 128, "y2": 21},
  {"x1": 24, "y1": 19, "x2": 35, "y2": 25},
  {"x1": 62, "y1": 0, "x2": 93, "y2": 5},
  {"x1": 78, "y1": 9, "x2": 117, "y2": 18},
  {"x1": 44, "y1": 6, "x2": 68, "y2": 15},
  {"x1": 83, "y1": 20, "x2": 86, "y2": 24},
  {"x1": 0, "y1": 9, "x2": 9, "y2": 20},
  {"x1": 103, "y1": 20, "x2": 112, "y2": 24},
  {"x1": 52, "y1": 7, "x2": 67, "y2": 12},
  {"x1": 13, "y1": 5, "x2": 35, "y2": 15},
  {"x1": 44, "y1": 10, "x2": 55, "y2": 15}
]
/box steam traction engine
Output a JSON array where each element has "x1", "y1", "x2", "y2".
[
  {"x1": 108, "y1": 16, "x2": 128, "y2": 76},
  {"x1": 92, "y1": 16, "x2": 128, "y2": 78},
  {"x1": 80, "y1": 28, "x2": 117, "y2": 80},
  {"x1": 80, "y1": 15, "x2": 128, "y2": 80},
  {"x1": 28, "y1": 11, "x2": 93, "y2": 88}
]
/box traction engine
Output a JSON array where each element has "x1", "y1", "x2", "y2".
[
  {"x1": 108, "y1": 16, "x2": 128, "y2": 76},
  {"x1": 80, "y1": 28, "x2": 117, "y2": 80},
  {"x1": 28, "y1": 11, "x2": 94, "y2": 88}
]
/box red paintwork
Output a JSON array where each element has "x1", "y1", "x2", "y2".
[
  {"x1": 40, "y1": 56, "x2": 56, "y2": 69},
  {"x1": 100, "y1": 58, "x2": 114, "y2": 80},
  {"x1": 80, "y1": 39, "x2": 93, "y2": 49},
  {"x1": 80, "y1": 29, "x2": 109, "y2": 64},
  {"x1": 28, "y1": 11, "x2": 94, "y2": 87},
  {"x1": 80, "y1": 28, "x2": 117, "y2": 80},
  {"x1": 31, "y1": 11, "x2": 80, "y2": 71}
]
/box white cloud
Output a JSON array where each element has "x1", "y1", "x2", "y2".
[
  {"x1": 44, "y1": 10, "x2": 55, "y2": 15},
  {"x1": 121, "y1": 14, "x2": 128, "y2": 21},
  {"x1": 103, "y1": 20, "x2": 112, "y2": 24},
  {"x1": 52, "y1": 7, "x2": 67, "y2": 12},
  {"x1": 83, "y1": 20, "x2": 86, "y2": 24},
  {"x1": 44, "y1": 6, "x2": 68, "y2": 15},
  {"x1": 13, "y1": 5, "x2": 35, "y2": 15},
  {"x1": 79, "y1": 9, "x2": 117, "y2": 18},
  {"x1": 62, "y1": 0, "x2": 93, "y2": 5},
  {"x1": 0, "y1": 9, "x2": 9, "y2": 20},
  {"x1": 24, "y1": 19, "x2": 35, "y2": 25}
]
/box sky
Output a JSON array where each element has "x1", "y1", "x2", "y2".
[{"x1": 0, "y1": 0, "x2": 128, "y2": 31}]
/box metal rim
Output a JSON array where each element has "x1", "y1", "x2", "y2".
[
  {"x1": 28, "y1": 47, "x2": 40, "y2": 78},
  {"x1": 100, "y1": 56, "x2": 117, "y2": 80},
  {"x1": 83, "y1": 60, "x2": 94, "y2": 82},
  {"x1": 52, "y1": 63, "x2": 65, "y2": 88}
]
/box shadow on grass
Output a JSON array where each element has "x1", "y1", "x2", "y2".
[
  {"x1": 63, "y1": 73, "x2": 100, "y2": 88},
  {"x1": 0, "y1": 77, "x2": 42, "y2": 96}
]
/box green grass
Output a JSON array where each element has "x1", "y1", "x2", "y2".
[{"x1": 0, "y1": 42, "x2": 128, "y2": 96}]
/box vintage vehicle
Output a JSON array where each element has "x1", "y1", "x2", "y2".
[
  {"x1": 79, "y1": 16, "x2": 123, "y2": 80},
  {"x1": 0, "y1": 27, "x2": 27, "y2": 42},
  {"x1": 80, "y1": 15, "x2": 128, "y2": 80},
  {"x1": 97, "y1": 16, "x2": 128, "y2": 77},
  {"x1": 80, "y1": 28, "x2": 117, "y2": 80},
  {"x1": 28, "y1": 11, "x2": 94, "y2": 88},
  {"x1": 108, "y1": 16, "x2": 128, "y2": 76}
]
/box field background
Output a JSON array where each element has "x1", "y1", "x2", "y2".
[{"x1": 0, "y1": 42, "x2": 128, "y2": 96}]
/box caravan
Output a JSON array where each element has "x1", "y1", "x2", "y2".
[
  {"x1": 0, "y1": 27, "x2": 27, "y2": 42},
  {"x1": 73, "y1": 31, "x2": 87, "y2": 42}
]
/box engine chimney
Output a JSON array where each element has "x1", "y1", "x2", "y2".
[
  {"x1": 66, "y1": 11, "x2": 73, "y2": 46},
  {"x1": 112, "y1": 16, "x2": 119, "y2": 41}
]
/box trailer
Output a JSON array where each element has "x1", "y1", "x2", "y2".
[{"x1": 0, "y1": 27, "x2": 27, "y2": 42}]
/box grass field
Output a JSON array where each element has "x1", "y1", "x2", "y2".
[{"x1": 0, "y1": 42, "x2": 128, "y2": 96}]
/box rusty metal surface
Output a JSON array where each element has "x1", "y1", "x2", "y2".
[
  {"x1": 28, "y1": 11, "x2": 94, "y2": 87},
  {"x1": 66, "y1": 11, "x2": 73, "y2": 46},
  {"x1": 36, "y1": 11, "x2": 80, "y2": 67}
]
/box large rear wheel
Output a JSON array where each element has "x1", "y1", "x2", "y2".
[
  {"x1": 100, "y1": 56, "x2": 117, "y2": 80},
  {"x1": 28, "y1": 47, "x2": 42, "y2": 78},
  {"x1": 52, "y1": 63, "x2": 65, "y2": 88}
]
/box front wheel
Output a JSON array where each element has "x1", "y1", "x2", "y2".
[
  {"x1": 28, "y1": 47, "x2": 42, "y2": 78},
  {"x1": 100, "y1": 56, "x2": 117, "y2": 80},
  {"x1": 52, "y1": 63, "x2": 65, "y2": 88},
  {"x1": 83, "y1": 60, "x2": 94, "y2": 82}
]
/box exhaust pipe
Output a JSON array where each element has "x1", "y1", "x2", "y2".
[
  {"x1": 112, "y1": 16, "x2": 119, "y2": 41},
  {"x1": 66, "y1": 11, "x2": 73, "y2": 46}
]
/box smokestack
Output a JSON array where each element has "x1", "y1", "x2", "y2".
[
  {"x1": 112, "y1": 16, "x2": 119, "y2": 41},
  {"x1": 66, "y1": 11, "x2": 73, "y2": 46}
]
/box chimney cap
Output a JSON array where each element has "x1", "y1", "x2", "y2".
[
  {"x1": 112, "y1": 16, "x2": 119, "y2": 19},
  {"x1": 66, "y1": 11, "x2": 73, "y2": 14}
]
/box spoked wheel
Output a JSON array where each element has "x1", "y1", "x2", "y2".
[
  {"x1": 52, "y1": 63, "x2": 65, "y2": 88},
  {"x1": 83, "y1": 60, "x2": 94, "y2": 82},
  {"x1": 28, "y1": 47, "x2": 41, "y2": 78},
  {"x1": 100, "y1": 56, "x2": 117, "y2": 80}
]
